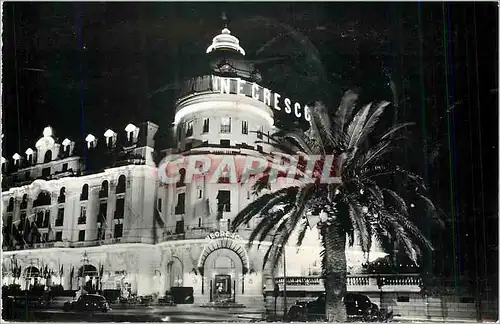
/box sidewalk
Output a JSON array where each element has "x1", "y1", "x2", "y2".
[{"x1": 395, "y1": 316, "x2": 487, "y2": 323}]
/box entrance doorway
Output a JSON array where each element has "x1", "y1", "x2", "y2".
[{"x1": 214, "y1": 274, "x2": 232, "y2": 302}]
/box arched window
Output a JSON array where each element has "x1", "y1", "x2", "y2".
[
  {"x1": 100, "y1": 181, "x2": 109, "y2": 198},
  {"x1": 7, "y1": 198, "x2": 14, "y2": 212},
  {"x1": 44, "y1": 150, "x2": 52, "y2": 163},
  {"x1": 80, "y1": 184, "x2": 89, "y2": 201},
  {"x1": 20, "y1": 194, "x2": 28, "y2": 210},
  {"x1": 177, "y1": 168, "x2": 186, "y2": 187},
  {"x1": 116, "y1": 175, "x2": 126, "y2": 194},
  {"x1": 58, "y1": 187, "x2": 66, "y2": 203}
]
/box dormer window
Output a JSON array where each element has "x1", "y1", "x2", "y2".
[
  {"x1": 125, "y1": 123, "x2": 138, "y2": 145},
  {"x1": 104, "y1": 129, "x2": 117, "y2": 148},
  {"x1": 25, "y1": 148, "x2": 34, "y2": 165},
  {"x1": 12, "y1": 153, "x2": 21, "y2": 167},
  {"x1": 44, "y1": 150, "x2": 53, "y2": 163},
  {"x1": 85, "y1": 134, "x2": 97, "y2": 149},
  {"x1": 62, "y1": 138, "x2": 71, "y2": 156}
]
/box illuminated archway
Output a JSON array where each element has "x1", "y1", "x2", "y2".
[{"x1": 197, "y1": 237, "x2": 249, "y2": 276}]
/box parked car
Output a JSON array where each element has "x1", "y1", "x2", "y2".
[
  {"x1": 63, "y1": 294, "x2": 111, "y2": 312},
  {"x1": 287, "y1": 293, "x2": 390, "y2": 322}
]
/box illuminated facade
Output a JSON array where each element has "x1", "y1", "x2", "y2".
[{"x1": 2, "y1": 24, "x2": 386, "y2": 307}]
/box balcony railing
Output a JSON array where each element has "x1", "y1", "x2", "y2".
[
  {"x1": 272, "y1": 274, "x2": 423, "y2": 293},
  {"x1": 3, "y1": 237, "x2": 146, "y2": 252}
]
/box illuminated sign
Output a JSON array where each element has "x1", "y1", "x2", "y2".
[
  {"x1": 205, "y1": 231, "x2": 241, "y2": 241},
  {"x1": 211, "y1": 76, "x2": 311, "y2": 122}
]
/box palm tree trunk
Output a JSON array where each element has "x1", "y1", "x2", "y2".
[{"x1": 323, "y1": 221, "x2": 347, "y2": 322}]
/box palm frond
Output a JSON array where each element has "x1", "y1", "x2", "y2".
[
  {"x1": 416, "y1": 194, "x2": 446, "y2": 228},
  {"x1": 358, "y1": 101, "x2": 390, "y2": 145},
  {"x1": 232, "y1": 187, "x2": 296, "y2": 230},
  {"x1": 346, "y1": 103, "x2": 372, "y2": 150},
  {"x1": 382, "y1": 188, "x2": 409, "y2": 217},
  {"x1": 379, "y1": 122, "x2": 415, "y2": 141}
]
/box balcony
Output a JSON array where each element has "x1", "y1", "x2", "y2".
[
  {"x1": 272, "y1": 274, "x2": 422, "y2": 293},
  {"x1": 2, "y1": 237, "x2": 147, "y2": 253}
]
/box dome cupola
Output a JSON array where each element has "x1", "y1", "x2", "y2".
[{"x1": 206, "y1": 13, "x2": 246, "y2": 56}]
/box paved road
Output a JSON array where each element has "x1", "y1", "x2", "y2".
[{"x1": 7, "y1": 304, "x2": 265, "y2": 322}]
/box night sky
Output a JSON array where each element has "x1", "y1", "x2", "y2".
[{"x1": 2, "y1": 2, "x2": 498, "y2": 292}]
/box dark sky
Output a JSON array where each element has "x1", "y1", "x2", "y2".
[{"x1": 2, "y1": 2, "x2": 498, "y2": 286}]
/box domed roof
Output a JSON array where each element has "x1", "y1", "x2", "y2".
[{"x1": 206, "y1": 27, "x2": 246, "y2": 56}]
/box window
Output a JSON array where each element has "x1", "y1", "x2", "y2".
[
  {"x1": 157, "y1": 198, "x2": 162, "y2": 212},
  {"x1": 7, "y1": 198, "x2": 14, "y2": 212},
  {"x1": 242, "y1": 121, "x2": 248, "y2": 134},
  {"x1": 98, "y1": 202, "x2": 107, "y2": 223},
  {"x1": 220, "y1": 117, "x2": 231, "y2": 133},
  {"x1": 217, "y1": 190, "x2": 231, "y2": 213},
  {"x1": 116, "y1": 175, "x2": 126, "y2": 194},
  {"x1": 44, "y1": 150, "x2": 52, "y2": 163},
  {"x1": 36, "y1": 211, "x2": 44, "y2": 227},
  {"x1": 55, "y1": 231, "x2": 62, "y2": 242},
  {"x1": 42, "y1": 211, "x2": 50, "y2": 228},
  {"x1": 56, "y1": 208, "x2": 64, "y2": 226},
  {"x1": 185, "y1": 121, "x2": 193, "y2": 137},
  {"x1": 128, "y1": 131, "x2": 134, "y2": 144},
  {"x1": 79, "y1": 206, "x2": 87, "y2": 224},
  {"x1": 220, "y1": 139, "x2": 230, "y2": 148},
  {"x1": 175, "y1": 220, "x2": 184, "y2": 234},
  {"x1": 80, "y1": 184, "x2": 89, "y2": 201},
  {"x1": 42, "y1": 233, "x2": 49, "y2": 242},
  {"x1": 19, "y1": 212, "x2": 26, "y2": 232},
  {"x1": 397, "y1": 296, "x2": 410, "y2": 303},
  {"x1": 114, "y1": 198, "x2": 124, "y2": 219},
  {"x1": 100, "y1": 180, "x2": 109, "y2": 198},
  {"x1": 64, "y1": 145, "x2": 70, "y2": 156},
  {"x1": 197, "y1": 187, "x2": 203, "y2": 199},
  {"x1": 202, "y1": 118, "x2": 209, "y2": 133},
  {"x1": 62, "y1": 163, "x2": 68, "y2": 172},
  {"x1": 175, "y1": 193, "x2": 186, "y2": 215},
  {"x1": 78, "y1": 230, "x2": 85, "y2": 242},
  {"x1": 42, "y1": 167, "x2": 51, "y2": 178},
  {"x1": 198, "y1": 218, "x2": 202, "y2": 227},
  {"x1": 177, "y1": 168, "x2": 186, "y2": 187},
  {"x1": 20, "y1": 195, "x2": 28, "y2": 209},
  {"x1": 97, "y1": 225, "x2": 104, "y2": 241},
  {"x1": 57, "y1": 187, "x2": 65, "y2": 204},
  {"x1": 257, "y1": 127, "x2": 263, "y2": 139},
  {"x1": 114, "y1": 223, "x2": 123, "y2": 238},
  {"x1": 257, "y1": 145, "x2": 263, "y2": 152}
]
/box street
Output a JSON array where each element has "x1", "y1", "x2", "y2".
[{"x1": 8, "y1": 304, "x2": 265, "y2": 322}]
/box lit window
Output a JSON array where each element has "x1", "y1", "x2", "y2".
[{"x1": 220, "y1": 117, "x2": 231, "y2": 133}]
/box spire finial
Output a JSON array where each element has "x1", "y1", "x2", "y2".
[{"x1": 221, "y1": 12, "x2": 228, "y2": 28}]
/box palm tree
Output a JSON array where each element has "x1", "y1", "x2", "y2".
[{"x1": 231, "y1": 90, "x2": 444, "y2": 322}]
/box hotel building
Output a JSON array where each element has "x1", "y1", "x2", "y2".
[{"x1": 3, "y1": 24, "x2": 400, "y2": 309}]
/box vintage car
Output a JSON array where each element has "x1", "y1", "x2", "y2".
[
  {"x1": 63, "y1": 294, "x2": 111, "y2": 312},
  {"x1": 287, "y1": 292, "x2": 391, "y2": 322}
]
